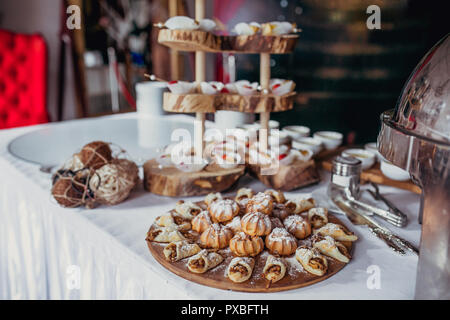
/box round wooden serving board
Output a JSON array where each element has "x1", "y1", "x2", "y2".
[
  {"x1": 158, "y1": 29, "x2": 299, "y2": 54},
  {"x1": 147, "y1": 206, "x2": 353, "y2": 293}
]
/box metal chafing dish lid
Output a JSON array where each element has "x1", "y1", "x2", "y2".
[{"x1": 383, "y1": 33, "x2": 450, "y2": 146}]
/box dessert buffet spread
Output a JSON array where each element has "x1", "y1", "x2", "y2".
[{"x1": 146, "y1": 188, "x2": 357, "y2": 292}]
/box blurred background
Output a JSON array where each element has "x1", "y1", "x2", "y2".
[{"x1": 0, "y1": 0, "x2": 447, "y2": 143}]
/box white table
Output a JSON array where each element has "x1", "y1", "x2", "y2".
[{"x1": 0, "y1": 113, "x2": 422, "y2": 300}]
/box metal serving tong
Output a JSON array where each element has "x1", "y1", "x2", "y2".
[
  {"x1": 333, "y1": 198, "x2": 419, "y2": 256},
  {"x1": 367, "y1": 182, "x2": 408, "y2": 224},
  {"x1": 342, "y1": 187, "x2": 408, "y2": 228}
]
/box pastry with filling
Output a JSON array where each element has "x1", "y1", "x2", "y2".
[
  {"x1": 163, "y1": 240, "x2": 201, "y2": 262},
  {"x1": 246, "y1": 192, "x2": 274, "y2": 215},
  {"x1": 209, "y1": 199, "x2": 240, "y2": 223},
  {"x1": 229, "y1": 232, "x2": 264, "y2": 257},
  {"x1": 146, "y1": 226, "x2": 186, "y2": 243},
  {"x1": 187, "y1": 249, "x2": 224, "y2": 274},
  {"x1": 285, "y1": 197, "x2": 316, "y2": 214},
  {"x1": 295, "y1": 247, "x2": 328, "y2": 276},
  {"x1": 191, "y1": 210, "x2": 213, "y2": 233},
  {"x1": 204, "y1": 192, "x2": 222, "y2": 206},
  {"x1": 313, "y1": 235, "x2": 351, "y2": 263},
  {"x1": 226, "y1": 257, "x2": 255, "y2": 283},
  {"x1": 272, "y1": 203, "x2": 291, "y2": 220},
  {"x1": 240, "y1": 211, "x2": 272, "y2": 236},
  {"x1": 155, "y1": 212, "x2": 191, "y2": 231},
  {"x1": 270, "y1": 217, "x2": 284, "y2": 229},
  {"x1": 174, "y1": 200, "x2": 202, "y2": 220},
  {"x1": 225, "y1": 216, "x2": 242, "y2": 233},
  {"x1": 314, "y1": 223, "x2": 358, "y2": 242},
  {"x1": 265, "y1": 227, "x2": 298, "y2": 256},
  {"x1": 264, "y1": 189, "x2": 286, "y2": 204},
  {"x1": 307, "y1": 207, "x2": 329, "y2": 229},
  {"x1": 199, "y1": 223, "x2": 234, "y2": 249},
  {"x1": 263, "y1": 255, "x2": 286, "y2": 283},
  {"x1": 235, "y1": 188, "x2": 254, "y2": 202},
  {"x1": 283, "y1": 215, "x2": 312, "y2": 239}
]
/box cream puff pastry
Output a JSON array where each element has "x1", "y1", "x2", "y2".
[
  {"x1": 241, "y1": 211, "x2": 272, "y2": 236},
  {"x1": 191, "y1": 210, "x2": 213, "y2": 233},
  {"x1": 200, "y1": 223, "x2": 234, "y2": 249},
  {"x1": 265, "y1": 227, "x2": 298, "y2": 256},
  {"x1": 229, "y1": 232, "x2": 264, "y2": 257},
  {"x1": 283, "y1": 215, "x2": 312, "y2": 239},
  {"x1": 246, "y1": 192, "x2": 274, "y2": 216},
  {"x1": 209, "y1": 199, "x2": 240, "y2": 223}
]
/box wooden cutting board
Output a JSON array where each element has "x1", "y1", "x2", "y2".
[{"x1": 318, "y1": 147, "x2": 422, "y2": 194}]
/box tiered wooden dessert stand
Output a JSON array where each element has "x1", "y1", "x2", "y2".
[{"x1": 144, "y1": 0, "x2": 319, "y2": 197}]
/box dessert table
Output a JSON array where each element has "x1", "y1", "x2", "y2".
[{"x1": 0, "y1": 113, "x2": 421, "y2": 300}]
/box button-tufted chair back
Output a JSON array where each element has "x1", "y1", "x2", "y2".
[{"x1": 0, "y1": 30, "x2": 49, "y2": 129}]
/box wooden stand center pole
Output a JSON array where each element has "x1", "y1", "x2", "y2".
[
  {"x1": 195, "y1": 0, "x2": 206, "y2": 158},
  {"x1": 260, "y1": 53, "x2": 271, "y2": 152},
  {"x1": 169, "y1": 0, "x2": 180, "y2": 80}
]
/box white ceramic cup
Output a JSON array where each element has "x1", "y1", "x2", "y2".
[
  {"x1": 282, "y1": 126, "x2": 310, "y2": 139},
  {"x1": 292, "y1": 137, "x2": 323, "y2": 155},
  {"x1": 380, "y1": 160, "x2": 411, "y2": 181},
  {"x1": 313, "y1": 131, "x2": 343, "y2": 150},
  {"x1": 342, "y1": 148, "x2": 376, "y2": 170}
]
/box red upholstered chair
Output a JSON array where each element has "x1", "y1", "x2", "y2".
[{"x1": 0, "y1": 29, "x2": 49, "y2": 129}]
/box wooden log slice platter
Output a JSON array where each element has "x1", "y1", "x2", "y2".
[
  {"x1": 146, "y1": 202, "x2": 353, "y2": 293},
  {"x1": 163, "y1": 92, "x2": 296, "y2": 113},
  {"x1": 222, "y1": 34, "x2": 299, "y2": 54},
  {"x1": 158, "y1": 29, "x2": 299, "y2": 54},
  {"x1": 248, "y1": 159, "x2": 321, "y2": 191},
  {"x1": 143, "y1": 160, "x2": 246, "y2": 197}
]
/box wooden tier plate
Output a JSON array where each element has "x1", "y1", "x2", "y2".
[
  {"x1": 158, "y1": 29, "x2": 299, "y2": 54},
  {"x1": 248, "y1": 159, "x2": 320, "y2": 191},
  {"x1": 143, "y1": 160, "x2": 245, "y2": 197},
  {"x1": 146, "y1": 207, "x2": 353, "y2": 293},
  {"x1": 163, "y1": 92, "x2": 295, "y2": 113}
]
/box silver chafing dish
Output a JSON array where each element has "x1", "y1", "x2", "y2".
[{"x1": 378, "y1": 33, "x2": 450, "y2": 299}]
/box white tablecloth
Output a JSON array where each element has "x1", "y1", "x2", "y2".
[{"x1": 0, "y1": 114, "x2": 422, "y2": 300}]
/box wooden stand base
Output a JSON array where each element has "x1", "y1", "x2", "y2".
[
  {"x1": 143, "y1": 160, "x2": 245, "y2": 197},
  {"x1": 248, "y1": 159, "x2": 320, "y2": 191}
]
